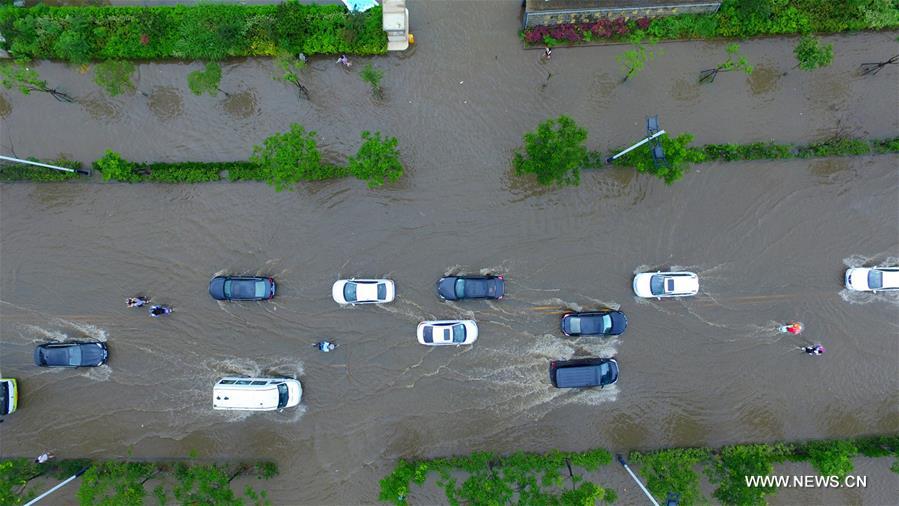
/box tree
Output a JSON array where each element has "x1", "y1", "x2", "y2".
[
  {"x1": 0, "y1": 61, "x2": 74, "y2": 102},
  {"x1": 94, "y1": 150, "x2": 140, "y2": 182},
  {"x1": 94, "y1": 60, "x2": 136, "y2": 96},
  {"x1": 611, "y1": 133, "x2": 704, "y2": 185},
  {"x1": 187, "y1": 62, "x2": 228, "y2": 97},
  {"x1": 793, "y1": 34, "x2": 833, "y2": 71},
  {"x1": 250, "y1": 124, "x2": 336, "y2": 191},
  {"x1": 0, "y1": 459, "x2": 41, "y2": 505},
  {"x1": 617, "y1": 43, "x2": 654, "y2": 82},
  {"x1": 347, "y1": 131, "x2": 404, "y2": 188},
  {"x1": 273, "y1": 51, "x2": 309, "y2": 100},
  {"x1": 513, "y1": 115, "x2": 588, "y2": 187},
  {"x1": 699, "y1": 43, "x2": 753, "y2": 83},
  {"x1": 360, "y1": 63, "x2": 384, "y2": 99},
  {"x1": 77, "y1": 462, "x2": 156, "y2": 506}
]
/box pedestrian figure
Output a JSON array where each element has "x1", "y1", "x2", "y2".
[
  {"x1": 802, "y1": 344, "x2": 825, "y2": 356},
  {"x1": 298, "y1": 52, "x2": 307, "y2": 63},
  {"x1": 35, "y1": 451, "x2": 54, "y2": 464},
  {"x1": 337, "y1": 55, "x2": 351, "y2": 67},
  {"x1": 127, "y1": 296, "x2": 149, "y2": 308},
  {"x1": 543, "y1": 47, "x2": 552, "y2": 61}
]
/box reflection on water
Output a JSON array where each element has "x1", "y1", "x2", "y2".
[
  {"x1": 223, "y1": 90, "x2": 258, "y2": 119},
  {"x1": 747, "y1": 65, "x2": 781, "y2": 95},
  {"x1": 148, "y1": 86, "x2": 184, "y2": 121}
]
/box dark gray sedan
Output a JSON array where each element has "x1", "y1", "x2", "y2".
[
  {"x1": 436, "y1": 275, "x2": 505, "y2": 301},
  {"x1": 34, "y1": 341, "x2": 109, "y2": 368},
  {"x1": 209, "y1": 276, "x2": 276, "y2": 301},
  {"x1": 560, "y1": 310, "x2": 628, "y2": 337}
]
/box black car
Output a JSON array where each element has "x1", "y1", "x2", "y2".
[
  {"x1": 209, "y1": 276, "x2": 276, "y2": 301},
  {"x1": 34, "y1": 341, "x2": 109, "y2": 368},
  {"x1": 436, "y1": 275, "x2": 505, "y2": 300},
  {"x1": 550, "y1": 358, "x2": 618, "y2": 388},
  {"x1": 560, "y1": 310, "x2": 627, "y2": 337}
]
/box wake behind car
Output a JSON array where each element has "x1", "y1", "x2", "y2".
[
  {"x1": 34, "y1": 341, "x2": 108, "y2": 368},
  {"x1": 332, "y1": 279, "x2": 395, "y2": 305},
  {"x1": 550, "y1": 358, "x2": 618, "y2": 388},
  {"x1": 561, "y1": 310, "x2": 628, "y2": 337},
  {"x1": 436, "y1": 275, "x2": 505, "y2": 300},
  {"x1": 417, "y1": 320, "x2": 478, "y2": 346},
  {"x1": 209, "y1": 276, "x2": 276, "y2": 301},
  {"x1": 633, "y1": 271, "x2": 698, "y2": 298},
  {"x1": 845, "y1": 267, "x2": 899, "y2": 292}
]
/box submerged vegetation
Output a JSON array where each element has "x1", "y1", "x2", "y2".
[
  {"x1": 381, "y1": 436, "x2": 899, "y2": 506},
  {"x1": 523, "y1": 0, "x2": 899, "y2": 47},
  {"x1": 0, "y1": 3, "x2": 386, "y2": 62},
  {"x1": 0, "y1": 457, "x2": 278, "y2": 506},
  {"x1": 513, "y1": 115, "x2": 899, "y2": 187}
]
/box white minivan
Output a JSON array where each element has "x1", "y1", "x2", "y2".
[{"x1": 213, "y1": 377, "x2": 302, "y2": 411}]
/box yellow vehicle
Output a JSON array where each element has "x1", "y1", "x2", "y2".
[{"x1": 1, "y1": 378, "x2": 17, "y2": 415}]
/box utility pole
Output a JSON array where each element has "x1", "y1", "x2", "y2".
[
  {"x1": 607, "y1": 116, "x2": 667, "y2": 166},
  {"x1": 616, "y1": 454, "x2": 660, "y2": 506},
  {"x1": 0, "y1": 155, "x2": 90, "y2": 175},
  {"x1": 23, "y1": 467, "x2": 90, "y2": 506}
]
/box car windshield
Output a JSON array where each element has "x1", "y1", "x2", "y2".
[
  {"x1": 650, "y1": 275, "x2": 665, "y2": 295},
  {"x1": 377, "y1": 283, "x2": 387, "y2": 300},
  {"x1": 455, "y1": 278, "x2": 465, "y2": 298},
  {"x1": 223, "y1": 280, "x2": 232, "y2": 298},
  {"x1": 343, "y1": 282, "x2": 357, "y2": 302},
  {"x1": 452, "y1": 324, "x2": 467, "y2": 343},
  {"x1": 422, "y1": 326, "x2": 433, "y2": 343},
  {"x1": 276, "y1": 383, "x2": 289, "y2": 408},
  {"x1": 0, "y1": 383, "x2": 8, "y2": 412},
  {"x1": 868, "y1": 270, "x2": 883, "y2": 289},
  {"x1": 254, "y1": 281, "x2": 266, "y2": 298}
]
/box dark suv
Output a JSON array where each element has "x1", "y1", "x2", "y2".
[{"x1": 549, "y1": 358, "x2": 618, "y2": 388}]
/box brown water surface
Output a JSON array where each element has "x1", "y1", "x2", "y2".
[{"x1": 1, "y1": 2, "x2": 898, "y2": 504}]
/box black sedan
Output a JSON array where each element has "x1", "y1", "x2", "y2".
[
  {"x1": 436, "y1": 275, "x2": 505, "y2": 300},
  {"x1": 209, "y1": 276, "x2": 276, "y2": 301},
  {"x1": 34, "y1": 341, "x2": 109, "y2": 368},
  {"x1": 560, "y1": 310, "x2": 628, "y2": 337}
]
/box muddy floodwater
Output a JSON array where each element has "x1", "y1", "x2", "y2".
[{"x1": 1, "y1": 1, "x2": 898, "y2": 504}]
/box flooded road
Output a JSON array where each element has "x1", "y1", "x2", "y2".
[{"x1": 1, "y1": 1, "x2": 898, "y2": 504}]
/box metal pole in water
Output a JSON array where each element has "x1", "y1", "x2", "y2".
[
  {"x1": 23, "y1": 467, "x2": 90, "y2": 506},
  {"x1": 606, "y1": 130, "x2": 666, "y2": 164},
  {"x1": 0, "y1": 155, "x2": 90, "y2": 175},
  {"x1": 616, "y1": 454, "x2": 660, "y2": 506}
]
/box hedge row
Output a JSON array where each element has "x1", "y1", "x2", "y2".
[
  {"x1": 524, "y1": 0, "x2": 899, "y2": 46},
  {"x1": 693, "y1": 136, "x2": 899, "y2": 162},
  {"x1": 629, "y1": 435, "x2": 899, "y2": 506},
  {"x1": 0, "y1": 2, "x2": 386, "y2": 62},
  {"x1": 0, "y1": 158, "x2": 81, "y2": 182}
]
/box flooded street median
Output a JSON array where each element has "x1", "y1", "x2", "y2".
[{"x1": 1, "y1": 1, "x2": 897, "y2": 504}]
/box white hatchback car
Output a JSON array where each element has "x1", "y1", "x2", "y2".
[
  {"x1": 417, "y1": 320, "x2": 478, "y2": 346},
  {"x1": 332, "y1": 279, "x2": 396, "y2": 304},
  {"x1": 633, "y1": 271, "x2": 699, "y2": 298},
  {"x1": 844, "y1": 267, "x2": 899, "y2": 292}
]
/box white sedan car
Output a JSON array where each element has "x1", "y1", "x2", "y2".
[
  {"x1": 417, "y1": 320, "x2": 478, "y2": 346},
  {"x1": 633, "y1": 271, "x2": 699, "y2": 298},
  {"x1": 332, "y1": 279, "x2": 396, "y2": 304},
  {"x1": 844, "y1": 267, "x2": 899, "y2": 292}
]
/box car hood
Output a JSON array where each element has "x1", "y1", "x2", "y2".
[
  {"x1": 332, "y1": 280, "x2": 349, "y2": 303},
  {"x1": 209, "y1": 277, "x2": 226, "y2": 299},
  {"x1": 633, "y1": 274, "x2": 653, "y2": 297},
  {"x1": 609, "y1": 312, "x2": 628, "y2": 335},
  {"x1": 436, "y1": 278, "x2": 456, "y2": 299},
  {"x1": 845, "y1": 269, "x2": 869, "y2": 290},
  {"x1": 80, "y1": 343, "x2": 108, "y2": 366}
]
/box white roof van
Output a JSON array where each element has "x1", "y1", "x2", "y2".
[{"x1": 213, "y1": 377, "x2": 302, "y2": 411}]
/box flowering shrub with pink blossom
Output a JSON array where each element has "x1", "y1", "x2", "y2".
[{"x1": 522, "y1": 17, "x2": 648, "y2": 46}]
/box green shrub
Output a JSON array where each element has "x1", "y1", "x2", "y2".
[
  {"x1": 144, "y1": 162, "x2": 223, "y2": 183},
  {"x1": 612, "y1": 133, "x2": 703, "y2": 185},
  {"x1": 94, "y1": 60, "x2": 136, "y2": 96},
  {"x1": 0, "y1": 3, "x2": 386, "y2": 62},
  {"x1": 796, "y1": 137, "x2": 871, "y2": 158},
  {"x1": 794, "y1": 34, "x2": 834, "y2": 71},
  {"x1": 707, "y1": 443, "x2": 792, "y2": 506},
  {"x1": 94, "y1": 150, "x2": 141, "y2": 182},
  {"x1": 0, "y1": 158, "x2": 81, "y2": 181},
  {"x1": 347, "y1": 131, "x2": 404, "y2": 188},
  {"x1": 187, "y1": 62, "x2": 223, "y2": 97},
  {"x1": 513, "y1": 115, "x2": 588, "y2": 186},
  {"x1": 631, "y1": 448, "x2": 711, "y2": 505},
  {"x1": 360, "y1": 63, "x2": 384, "y2": 99},
  {"x1": 250, "y1": 123, "x2": 341, "y2": 191},
  {"x1": 800, "y1": 440, "x2": 858, "y2": 479}
]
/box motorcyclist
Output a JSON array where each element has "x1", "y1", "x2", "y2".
[
  {"x1": 127, "y1": 297, "x2": 148, "y2": 308},
  {"x1": 802, "y1": 344, "x2": 825, "y2": 356},
  {"x1": 779, "y1": 322, "x2": 802, "y2": 334},
  {"x1": 149, "y1": 305, "x2": 171, "y2": 317},
  {"x1": 316, "y1": 341, "x2": 337, "y2": 352}
]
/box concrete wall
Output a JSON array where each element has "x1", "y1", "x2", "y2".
[{"x1": 523, "y1": 2, "x2": 721, "y2": 28}]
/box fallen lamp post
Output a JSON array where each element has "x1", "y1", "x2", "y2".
[
  {"x1": 0, "y1": 154, "x2": 90, "y2": 175},
  {"x1": 23, "y1": 467, "x2": 90, "y2": 506},
  {"x1": 616, "y1": 454, "x2": 660, "y2": 506},
  {"x1": 606, "y1": 115, "x2": 667, "y2": 166}
]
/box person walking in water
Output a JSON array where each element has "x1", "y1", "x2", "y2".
[
  {"x1": 802, "y1": 344, "x2": 825, "y2": 356},
  {"x1": 337, "y1": 55, "x2": 351, "y2": 67},
  {"x1": 35, "y1": 451, "x2": 55, "y2": 464},
  {"x1": 127, "y1": 296, "x2": 148, "y2": 308},
  {"x1": 543, "y1": 47, "x2": 552, "y2": 61}
]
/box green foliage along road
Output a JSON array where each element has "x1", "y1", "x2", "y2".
[{"x1": 0, "y1": 2, "x2": 386, "y2": 63}]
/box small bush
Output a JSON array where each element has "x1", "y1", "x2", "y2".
[
  {"x1": 94, "y1": 60, "x2": 136, "y2": 96},
  {"x1": 347, "y1": 131, "x2": 404, "y2": 188},
  {"x1": 801, "y1": 440, "x2": 858, "y2": 479},
  {"x1": 513, "y1": 115, "x2": 588, "y2": 186},
  {"x1": 94, "y1": 150, "x2": 140, "y2": 182},
  {"x1": 187, "y1": 62, "x2": 222, "y2": 97}
]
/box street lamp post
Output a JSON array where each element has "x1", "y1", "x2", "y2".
[
  {"x1": 0, "y1": 155, "x2": 90, "y2": 175},
  {"x1": 606, "y1": 116, "x2": 668, "y2": 166}
]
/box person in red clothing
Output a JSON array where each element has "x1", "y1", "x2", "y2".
[{"x1": 779, "y1": 322, "x2": 803, "y2": 334}]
